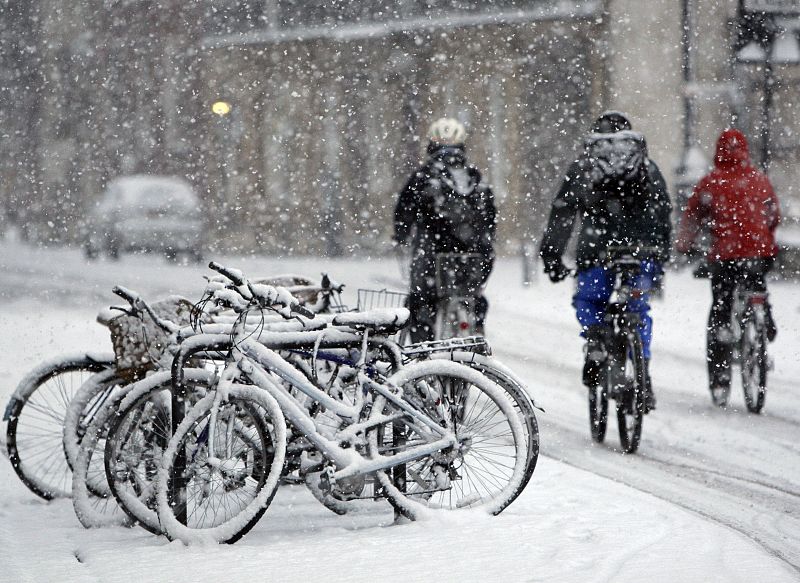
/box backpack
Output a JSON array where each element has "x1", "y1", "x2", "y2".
[
  {"x1": 584, "y1": 130, "x2": 648, "y2": 187},
  {"x1": 427, "y1": 163, "x2": 484, "y2": 245}
]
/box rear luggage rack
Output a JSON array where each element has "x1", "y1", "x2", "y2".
[{"x1": 402, "y1": 335, "x2": 491, "y2": 359}]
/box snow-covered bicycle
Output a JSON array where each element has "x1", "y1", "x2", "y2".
[{"x1": 156, "y1": 262, "x2": 528, "y2": 544}]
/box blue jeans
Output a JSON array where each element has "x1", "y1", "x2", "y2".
[{"x1": 572, "y1": 261, "x2": 659, "y2": 359}]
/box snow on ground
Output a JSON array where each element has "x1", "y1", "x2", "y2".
[{"x1": 0, "y1": 240, "x2": 798, "y2": 582}]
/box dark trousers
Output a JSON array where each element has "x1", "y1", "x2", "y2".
[
  {"x1": 707, "y1": 258, "x2": 772, "y2": 388},
  {"x1": 408, "y1": 249, "x2": 492, "y2": 343}
]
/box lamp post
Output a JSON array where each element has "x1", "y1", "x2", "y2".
[
  {"x1": 210, "y1": 99, "x2": 243, "y2": 242},
  {"x1": 675, "y1": 0, "x2": 710, "y2": 215},
  {"x1": 736, "y1": 0, "x2": 800, "y2": 170}
]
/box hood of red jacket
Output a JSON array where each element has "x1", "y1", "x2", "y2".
[{"x1": 715, "y1": 128, "x2": 751, "y2": 169}]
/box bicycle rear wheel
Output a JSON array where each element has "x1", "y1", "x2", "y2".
[
  {"x1": 435, "y1": 298, "x2": 477, "y2": 340},
  {"x1": 616, "y1": 333, "x2": 645, "y2": 454},
  {"x1": 5, "y1": 353, "x2": 114, "y2": 499},
  {"x1": 157, "y1": 385, "x2": 286, "y2": 544},
  {"x1": 431, "y1": 352, "x2": 539, "y2": 491},
  {"x1": 368, "y1": 360, "x2": 527, "y2": 520},
  {"x1": 740, "y1": 309, "x2": 768, "y2": 414}
]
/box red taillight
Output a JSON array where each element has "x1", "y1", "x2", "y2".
[
  {"x1": 750, "y1": 294, "x2": 768, "y2": 305},
  {"x1": 459, "y1": 322, "x2": 470, "y2": 330}
]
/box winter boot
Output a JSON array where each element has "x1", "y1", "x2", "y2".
[
  {"x1": 765, "y1": 301, "x2": 777, "y2": 342},
  {"x1": 643, "y1": 359, "x2": 656, "y2": 414},
  {"x1": 582, "y1": 325, "x2": 608, "y2": 388}
]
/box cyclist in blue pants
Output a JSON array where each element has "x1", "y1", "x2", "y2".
[
  {"x1": 539, "y1": 112, "x2": 672, "y2": 412},
  {"x1": 573, "y1": 260, "x2": 660, "y2": 360}
]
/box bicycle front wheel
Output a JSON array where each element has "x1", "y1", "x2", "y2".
[
  {"x1": 740, "y1": 309, "x2": 768, "y2": 413},
  {"x1": 5, "y1": 353, "x2": 115, "y2": 500},
  {"x1": 367, "y1": 360, "x2": 527, "y2": 519},
  {"x1": 105, "y1": 368, "x2": 214, "y2": 534},
  {"x1": 157, "y1": 385, "x2": 286, "y2": 544},
  {"x1": 589, "y1": 370, "x2": 609, "y2": 443},
  {"x1": 616, "y1": 333, "x2": 645, "y2": 454}
]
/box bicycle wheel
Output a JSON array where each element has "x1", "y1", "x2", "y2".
[
  {"x1": 5, "y1": 353, "x2": 114, "y2": 499},
  {"x1": 105, "y1": 369, "x2": 216, "y2": 535},
  {"x1": 740, "y1": 309, "x2": 768, "y2": 414},
  {"x1": 435, "y1": 298, "x2": 477, "y2": 340},
  {"x1": 63, "y1": 368, "x2": 126, "y2": 480},
  {"x1": 367, "y1": 360, "x2": 527, "y2": 520},
  {"x1": 157, "y1": 384, "x2": 286, "y2": 544},
  {"x1": 616, "y1": 332, "x2": 645, "y2": 454},
  {"x1": 431, "y1": 352, "x2": 539, "y2": 491},
  {"x1": 71, "y1": 385, "x2": 136, "y2": 529},
  {"x1": 589, "y1": 366, "x2": 609, "y2": 443}
]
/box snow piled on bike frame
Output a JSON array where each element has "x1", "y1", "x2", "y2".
[{"x1": 0, "y1": 241, "x2": 798, "y2": 581}]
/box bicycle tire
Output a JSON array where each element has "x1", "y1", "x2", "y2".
[
  {"x1": 740, "y1": 309, "x2": 768, "y2": 414},
  {"x1": 5, "y1": 353, "x2": 114, "y2": 500},
  {"x1": 157, "y1": 385, "x2": 287, "y2": 544},
  {"x1": 63, "y1": 368, "x2": 126, "y2": 482},
  {"x1": 367, "y1": 360, "x2": 527, "y2": 520},
  {"x1": 104, "y1": 369, "x2": 218, "y2": 535},
  {"x1": 616, "y1": 332, "x2": 645, "y2": 454},
  {"x1": 430, "y1": 351, "x2": 539, "y2": 491},
  {"x1": 71, "y1": 384, "x2": 137, "y2": 529},
  {"x1": 306, "y1": 351, "x2": 541, "y2": 517},
  {"x1": 589, "y1": 370, "x2": 609, "y2": 443}
]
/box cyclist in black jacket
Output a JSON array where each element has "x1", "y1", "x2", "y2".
[
  {"x1": 394, "y1": 118, "x2": 497, "y2": 342},
  {"x1": 539, "y1": 111, "x2": 672, "y2": 411}
]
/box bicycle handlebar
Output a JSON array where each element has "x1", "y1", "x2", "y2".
[
  {"x1": 603, "y1": 245, "x2": 661, "y2": 261},
  {"x1": 206, "y1": 262, "x2": 315, "y2": 320},
  {"x1": 208, "y1": 261, "x2": 246, "y2": 287},
  {"x1": 111, "y1": 285, "x2": 180, "y2": 334}
]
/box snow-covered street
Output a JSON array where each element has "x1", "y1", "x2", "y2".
[{"x1": 1, "y1": 241, "x2": 798, "y2": 582}]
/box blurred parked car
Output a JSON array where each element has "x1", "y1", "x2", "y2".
[{"x1": 83, "y1": 175, "x2": 204, "y2": 262}]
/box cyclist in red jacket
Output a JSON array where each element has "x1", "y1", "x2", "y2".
[{"x1": 676, "y1": 128, "x2": 780, "y2": 398}]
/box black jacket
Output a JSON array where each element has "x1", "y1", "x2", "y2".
[
  {"x1": 394, "y1": 149, "x2": 496, "y2": 258},
  {"x1": 539, "y1": 155, "x2": 672, "y2": 268}
]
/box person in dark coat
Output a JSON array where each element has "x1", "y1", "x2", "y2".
[
  {"x1": 675, "y1": 128, "x2": 780, "y2": 403},
  {"x1": 394, "y1": 118, "x2": 497, "y2": 343},
  {"x1": 539, "y1": 111, "x2": 672, "y2": 412}
]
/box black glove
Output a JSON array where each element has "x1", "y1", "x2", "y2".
[{"x1": 543, "y1": 258, "x2": 571, "y2": 283}]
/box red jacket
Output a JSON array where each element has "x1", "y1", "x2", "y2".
[{"x1": 676, "y1": 129, "x2": 780, "y2": 261}]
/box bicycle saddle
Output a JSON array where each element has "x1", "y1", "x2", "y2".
[{"x1": 332, "y1": 308, "x2": 410, "y2": 333}]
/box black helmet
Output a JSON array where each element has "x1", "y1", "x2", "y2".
[{"x1": 592, "y1": 111, "x2": 632, "y2": 134}]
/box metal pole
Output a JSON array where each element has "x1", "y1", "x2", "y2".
[
  {"x1": 681, "y1": 0, "x2": 695, "y2": 156},
  {"x1": 675, "y1": 0, "x2": 698, "y2": 214},
  {"x1": 761, "y1": 42, "x2": 774, "y2": 171}
]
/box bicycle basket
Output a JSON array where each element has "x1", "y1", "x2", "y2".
[
  {"x1": 104, "y1": 296, "x2": 194, "y2": 379},
  {"x1": 357, "y1": 288, "x2": 408, "y2": 311},
  {"x1": 435, "y1": 253, "x2": 487, "y2": 298}
]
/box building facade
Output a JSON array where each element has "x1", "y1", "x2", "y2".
[{"x1": 2, "y1": 0, "x2": 799, "y2": 256}]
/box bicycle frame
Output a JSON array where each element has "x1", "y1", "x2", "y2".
[{"x1": 205, "y1": 318, "x2": 457, "y2": 483}]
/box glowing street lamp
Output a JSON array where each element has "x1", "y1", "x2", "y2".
[{"x1": 211, "y1": 100, "x2": 232, "y2": 117}]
